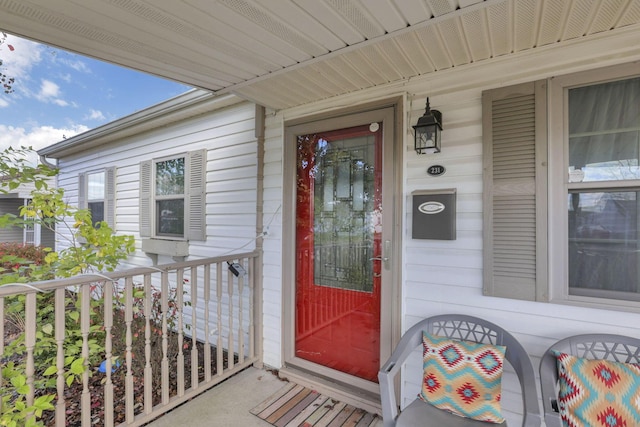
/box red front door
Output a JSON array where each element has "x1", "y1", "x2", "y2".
[{"x1": 295, "y1": 123, "x2": 382, "y2": 382}]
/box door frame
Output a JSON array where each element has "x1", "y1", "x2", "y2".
[{"x1": 282, "y1": 97, "x2": 403, "y2": 396}]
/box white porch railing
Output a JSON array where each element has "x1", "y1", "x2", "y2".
[{"x1": 0, "y1": 251, "x2": 261, "y2": 426}]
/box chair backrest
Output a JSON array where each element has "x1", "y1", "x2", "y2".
[
  {"x1": 539, "y1": 333, "x2": 640, "y2": 427},
  {"x1": 378, "y1": 314, "x2": 541, "y2": 427}
]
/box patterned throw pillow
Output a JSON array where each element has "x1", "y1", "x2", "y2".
[
  {"x1": 553, "y1": 351, "x2": 640, "y2": 427},
  {"x1": 418, "y1": 332, "x2": 506, "y2": 423}
]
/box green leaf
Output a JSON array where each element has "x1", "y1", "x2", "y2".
[
  {"x1": 10, "y1": 374, "x2": 26, "y2": 388},
  {"x1": 16, "y1": 385, "x2": 30, "y2": 395},
  {"x1": 41, "y1": 323, "x2": 53, "y2": 335},
  {"x1": 70, "y1": 357, "x2": 85, "y2": 374},
  {"x1": 43, "y1": 366, "x2": 57, "y2": 376}
]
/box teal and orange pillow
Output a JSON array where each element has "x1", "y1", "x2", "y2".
[
  {"x1": 553, "y1": 351, "x2": 640, "y2": 427},
  {"x1": 419, "y1": 332, "x2": 506, "y2": 423}
]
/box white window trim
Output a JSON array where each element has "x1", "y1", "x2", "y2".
[
  {"x1": 548, "y1": 62, "x2": 640, "y2": 311},
  {"x1": 78, "y1": 167, "x2": 115, "y2": 229},
  {"x1": 153, "y1": 153, "x2": 187, "y2": 240},
  {"x1": 140, "y1": 149, "x2": 206, "y2": 251}
]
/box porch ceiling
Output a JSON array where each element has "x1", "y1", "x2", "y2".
[{"x1": 0, "y1": 0, "x2": 639, "y2": 110}]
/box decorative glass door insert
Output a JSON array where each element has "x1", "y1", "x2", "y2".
[{"x1": 295, "y1": 123, "x2": 382, "y2": 382}]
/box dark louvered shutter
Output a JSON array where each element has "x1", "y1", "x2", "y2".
[
  {"x1": 139, "y1": 160, "x2": 152, "y2": 238},
  {"x1": 187, "y1": 149, "x2": 206, "y2": 241},
  {"x1": 105, "y1": 167, "x2": 116, "y2": 229},
  {"x1": 482, "y1": 81, "x2": 547, "y2": 301},
  {"x1": 78, "y1": 173, "x2": 86, "y2": 209}
]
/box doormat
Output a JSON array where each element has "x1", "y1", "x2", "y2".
[{"x1": 250, "y1": 382, "x2": 382, "y2": 427}]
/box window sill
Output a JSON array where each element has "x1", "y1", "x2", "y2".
[{"x1": 141, "y1": 238, "x2": 189, "y2": 257}]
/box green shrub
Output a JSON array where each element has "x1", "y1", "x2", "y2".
[{"x1": 0, "y1": 243, "x2": 48, "y2": 279}]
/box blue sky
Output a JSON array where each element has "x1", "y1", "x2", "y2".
[{"x1": 0, "y1": 33, "x2": 191, "y2": 159}]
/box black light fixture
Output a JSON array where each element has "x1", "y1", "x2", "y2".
[{"x1": 413, "y1": 98, "x2": 442, "y2": 154}]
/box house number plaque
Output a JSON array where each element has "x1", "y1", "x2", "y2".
[{"x1": 427, "y1": 165, "x2": 446, "y2": 176}]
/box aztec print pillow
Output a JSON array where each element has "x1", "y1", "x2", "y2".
[
  {"x1": 418, "y1": 332, "x2": 506, "y2": 423},
  {"x1": 553, "y1": 351, "x2": 640, "y2": 427}
]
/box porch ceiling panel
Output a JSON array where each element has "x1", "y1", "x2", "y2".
[{"x1": 0, "y1": 0, "x2": 639, "y2": 111}]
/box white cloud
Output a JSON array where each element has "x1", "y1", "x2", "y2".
[
  {"x1": 85, "y1": 109, "x2": 105, "y2": 120},
  {"x1": 1, "y1": 35, "x2": 43, "y2": 81},
  {"x1": 38, "y1": 79, "x2": 60, "y2": 98},
  {"x1": 0, "y1": 98, "x2": 8, "y2": 108},
  {"x1": 35, "y1": 79, "x2": 69, "y2": 106},
  {"x1": 0, "y1": 124, "x2": 90, "y2": 165},
  {"x1": 55, "y1": 56, "x2": 91, "y2": 73}
]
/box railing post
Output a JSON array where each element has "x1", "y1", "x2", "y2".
[
  {"x1": 103, "y1": 281, "x2": 115, "y2": 427},
  {"x1": 81, "y1": 286, "x2": 91, "y2": 426},
  {"x1": 161, "y1": 270, "x2": 169, "y2": 404},
  {"x1": 177, "y1": 268, "x2": 185, "y2": 396},
  {"x1": 144, "y1": 273, "x2": 153, "y2": 414},
  {"x1": 190, "y1": 266, "x2": 199, "y2": 389},
  {"x1": 124, "y1": 276, "x2": 134, "y2": 423},
  {"x1": 216, "y1": 262, "x2": 224, "y2": 376},
  {"x1": 24, "y1": 292, "x2": 36, "y2": 416},
  {"x1": 204, "y1": 264, "x2": 211, "y2": 381},
  {"x1": 55, "y1": 287, "x2": 66, "y2": 425},
  {"x1": 227, "y1": 266, "x2": 235, "y2": 370},
  {"x1": 238, "y1": 259, "x2": 245, "y2": 363}
]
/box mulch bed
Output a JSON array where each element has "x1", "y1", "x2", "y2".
[{"x1": 4, "y1": 322, "x2": 235, "y2": 426}]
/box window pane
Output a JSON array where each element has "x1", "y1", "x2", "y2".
[
  {"x1": 156, "y1": 158, "x2": 185, "y2": 196},
  {"x1": 568, "y1": 191, "x2": 640, "y2": 299},
  {"x1": 89, "y1": 201, "x2": 104, "y2": 226},
  {"x1": 156, "y1": 199, "x2": 184, "y2": 237},
  {"x1": 87, "y1": 172, "x2": 105, "y2": 200},
  {"x1": 568, "y1": 77, "x2": 640, "y2": 182}
]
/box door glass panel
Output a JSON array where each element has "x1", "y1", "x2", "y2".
[{"x1": 295, "y1": 123, "x2": 382, "y2": 382}]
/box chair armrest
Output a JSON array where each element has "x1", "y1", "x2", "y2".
[
  {"x1": 378, "y1": 320, "x2": 427, "y2": 427},
  {"x1": 378, "y1": 357, "x2": 401, "y2": 427}
]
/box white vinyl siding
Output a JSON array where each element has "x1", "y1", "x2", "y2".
[
  {"x1": 482, "y1": 81, "x2": 548, "y2": 301},
  {"x1": 51, "y1": 97, "x2": 256, "y2": 269}
]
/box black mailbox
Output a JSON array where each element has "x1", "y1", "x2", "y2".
[{"x1": 412, "y1": 189, "x2": 456, "y2": 240}]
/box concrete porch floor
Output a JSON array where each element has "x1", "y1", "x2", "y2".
[{"x1": 148, "y1": 367, "x2": 288, "y2": 427}]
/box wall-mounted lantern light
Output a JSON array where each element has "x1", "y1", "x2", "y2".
[{"x1": 413, "y1": 98, "x2": 442, "y2": 154}]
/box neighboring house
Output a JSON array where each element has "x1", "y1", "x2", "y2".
[
  {"x1": 14, "y1": 0, "x2": 640, "y2": 423},
  {"x1": 0, "y1": 182, "x2": 55, "y2": 247}
]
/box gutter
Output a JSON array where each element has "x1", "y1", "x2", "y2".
[{"x1": 38, "y1": 90, "x2": 242, "y2": 159}]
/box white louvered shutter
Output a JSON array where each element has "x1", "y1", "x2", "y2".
[{"x1": 482, "y1": 81, "x2": 548, "y2": 301}]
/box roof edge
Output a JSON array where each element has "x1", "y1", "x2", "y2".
[{"x1": 38, "y1": 90, "x2": 243, "y2": 158}]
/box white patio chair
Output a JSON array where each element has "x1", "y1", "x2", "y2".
[
  {"x1": 378, "y1": 314, "x2": 541, "y2": 427},
  {"x1": 539, "y1": 333, "x2": 640, "y2": 427}
]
